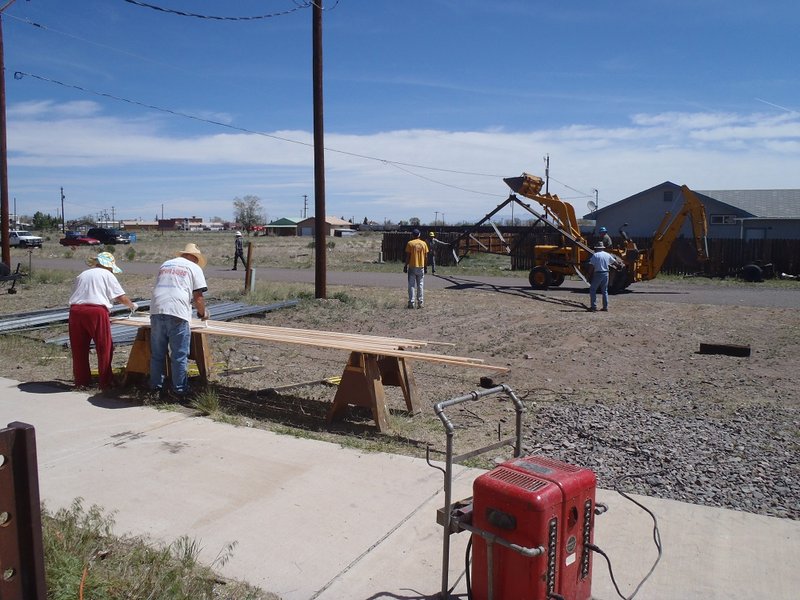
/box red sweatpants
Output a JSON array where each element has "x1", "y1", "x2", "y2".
[{"x1": 68, "y1": 304, "x2": 114, "y2": 389}]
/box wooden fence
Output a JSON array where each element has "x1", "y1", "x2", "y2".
[{"x1": 382, "y1": 231, "x2": 800, "y2": 277}]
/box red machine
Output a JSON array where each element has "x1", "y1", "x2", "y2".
[{"x1": 471, "y1": 455, "x2": 597, "y2": 600}]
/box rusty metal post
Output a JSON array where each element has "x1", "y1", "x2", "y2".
[
  {"x1": 0, "y1": 421, "x2": 47, "y2": 600},
  {"x1": 244, "y1": 241, "x2": 254, "y2": 293}
]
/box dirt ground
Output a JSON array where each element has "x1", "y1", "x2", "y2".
[{"x1": 2, "y1": 238, "x2": 799, "y2": 519}]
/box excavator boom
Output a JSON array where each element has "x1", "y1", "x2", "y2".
[
  {"x1": 504, "y1": 174, "x2": 583, "y2": 241},
  {"x1": 644, "y1": 185, "x2": 709, "y2": 279}
]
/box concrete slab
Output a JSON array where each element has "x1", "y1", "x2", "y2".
[{"x1": 1, "y1": 377, "x2": 798, "y2": 599}]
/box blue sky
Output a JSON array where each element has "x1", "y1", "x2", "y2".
[{"x1": 4, "y1": 0, "x2": 799, "y2": 225}]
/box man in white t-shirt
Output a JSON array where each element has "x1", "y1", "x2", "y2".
[
  {"x1": 588, "y1": 241, "x2": 624, "y2": 312},
  {"x1": 69, "y1": 252, "x2": 137, "y2": 390},
  {"x1": 149, "y1": 243, "x2": 209, "y2": 400}
]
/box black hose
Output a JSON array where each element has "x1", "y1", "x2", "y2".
[{"x1": 464, "y1": 535, "x2": 473, "y2": 599}]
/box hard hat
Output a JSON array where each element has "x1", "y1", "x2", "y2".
[
  {"x1": 599, "y1": 227, "x2": 607, "y2": 233},
  {"x1": 429, "y1": 231, "x2": 435, "y2": 237},
  {"x1": 235, "y1": 231, "x2": 243, "y2": 236}
]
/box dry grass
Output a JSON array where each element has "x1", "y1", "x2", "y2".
[{"x1": 14, "y1": 230, "x2": 388, "y2": 270}]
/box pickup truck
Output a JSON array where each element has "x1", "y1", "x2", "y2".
[{"x1": 9, "y1": 230, "x2": 43, "y2": 248}]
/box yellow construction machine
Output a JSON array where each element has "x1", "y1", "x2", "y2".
[
  {"x1": 454, "y1": 173, "x2": 709, "y2": 292},
  {"x1": 503, "y1": 173, "x2": 708, "y2": 293}
]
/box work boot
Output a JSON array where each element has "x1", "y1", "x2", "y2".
[
  {"x1": 588, "y1": 307, "x2": 597, "y2": 312},
  {"x1": 417, "y1": 303, "x2": 424, "y2": 309},
  {"x1": 407, "y1": 302, "x2": 414, "y2": 309}
]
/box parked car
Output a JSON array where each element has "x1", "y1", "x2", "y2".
[
  {"x1": 8, "y1": 230, "x2": 43, "y2": 248},
  {"x1": 59, "y1": 231, "x2": 101, "y2": 247},
  {"x1": 86, "y1": 227, "x2": 131, "y2": 245}
]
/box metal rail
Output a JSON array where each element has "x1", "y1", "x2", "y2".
[
  {"x1": 430, "y1": 384, "x2": 524, "y2": 599},
  {"x1": 42, "y1": 300, "x2": 298, "y2": 347},
  {"x1": 0, "y1": 301, "x2": 151, "y2": 334}
]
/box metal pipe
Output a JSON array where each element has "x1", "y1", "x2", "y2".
[
  {"x1": 457, "y1": 522, "x2": 546, "y2": 557},
  {"x1": 432, "y1": 384, "x2": 525, "y2": 599}
]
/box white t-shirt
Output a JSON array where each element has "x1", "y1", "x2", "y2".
[
  {"x1": 150, "y1": 256, "x2": 207, "y2": 322},
  {"x1": 69, "y1": 267, "x2": 126, "y2": 309},
  {"x1": 589, "y1": 250, "x2": 619, "y2": 273}
]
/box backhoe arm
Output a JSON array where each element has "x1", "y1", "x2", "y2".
[
  {"x1": 647, "y1": 185, "x2": 709, "y2": 277},
  {"x1": 504, "y1": 173, "x2": 583, "y2": 241}
]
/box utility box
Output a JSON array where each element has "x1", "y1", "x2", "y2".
[{"x1": 471, "y1": 456, "x2": 596, "y2": 600}]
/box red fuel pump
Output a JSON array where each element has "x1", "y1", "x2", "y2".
[{"x1": 471, "y1": 456, "x2": 597, "y2": 600}]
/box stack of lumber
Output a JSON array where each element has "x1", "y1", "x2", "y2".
[{"x1": 111, "y1": 315, "x2": 508, "y2": 372}]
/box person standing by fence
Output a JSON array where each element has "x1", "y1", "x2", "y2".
[{"x1": 427, "y1": 231, "x2": 437, "y2": 274}]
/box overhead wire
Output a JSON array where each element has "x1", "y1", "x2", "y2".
[
  {"x1": 3, "y1": 13, "x2": 198, "y2": 75},
  {"x1": 120, "y1": 0, "x2": 314, "y2": 21},
  {"x1": 13, "y1": 70, "x2": 507, "y2": 185},
  {"x1": 9, "y1": 1, "x2": 596, "y2": 205}
]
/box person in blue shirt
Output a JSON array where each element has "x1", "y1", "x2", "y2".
[
  {"x1": 588, "y1": 242, "x2": 623, "y2": 312},
  {"x1": 598, "y1": 226, "x2": 613, "y2": 250}
]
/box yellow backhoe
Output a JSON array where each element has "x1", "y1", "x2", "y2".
[
  {"x1": 454, "y1": 173, "x2": 709, "y2": 292},
  {"x1": 503, "y1": 173, "x2": 708, "y2": 292}
]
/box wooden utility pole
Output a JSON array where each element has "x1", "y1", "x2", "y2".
[
  {"x1": 312, "y1": 0, "x2": 326, "y2": 298},
  {"x1": 0, "y1": 2, "x2": 16, "y2": 266}
]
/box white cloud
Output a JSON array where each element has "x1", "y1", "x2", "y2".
[{"x1": 7, "y1": 101, "x2": 800, "y2": 222}]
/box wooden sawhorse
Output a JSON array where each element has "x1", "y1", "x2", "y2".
[
  {"x1": 326, "y1": 352, "x2": 421, "y2": 432},
  {"x1": 123, "y1": 327, "x2": 213, "y2": 386}
]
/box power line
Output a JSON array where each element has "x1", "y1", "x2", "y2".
[
  {"x1": 13, "y1": 70, "x2": 505, "y2": 182},
  {"x1": 8, "y1": 4, "x2": 596, "y2": 201},
  {"x1": 388, "y1": 162, "x2": 502, "y2": 198},
  {"x1": 4, "y1": 13, "x2": 197, "y2": 75},
  {"x1": 14, "y1": 69, "x2": 600, "y2": 203},
  {"x1": 548, "y1": 175, "x2": 595, "y2": 199},
  {"x1": 120, "y1": 0, "x2": 313, "y2": 21}
]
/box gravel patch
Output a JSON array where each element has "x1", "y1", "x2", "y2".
[{"x1": 523, "y1": 399, "x2": 799, "y2": 520}]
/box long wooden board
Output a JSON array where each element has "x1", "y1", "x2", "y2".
[{"x1": 112, "y1": 316, "x2": 509, "y2": 373}]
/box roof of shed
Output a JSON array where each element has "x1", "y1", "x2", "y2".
[{"x1": 698, "y1": 189, "x2": 800, "y2": 218}]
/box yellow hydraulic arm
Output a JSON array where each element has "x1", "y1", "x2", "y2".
[
  {"x1": 503, "y1": 173, "x2": 584, "y2": 241},
  {"x1": 646, "y1": 185, "x2": 709, "y2": 278}
]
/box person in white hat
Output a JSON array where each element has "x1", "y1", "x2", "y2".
[
  {"x1": 68, "y1": 251, "x2": 137, "y2": 390},
  {"x1": 233, "y1": 230, "x2": 245, "y2": 271},
  {"x1": 587, "y1": 241, "x2": 624, "y2": 312},
  {"x1": 149, "y1": 243, "x2": 209, "y2": 401}
]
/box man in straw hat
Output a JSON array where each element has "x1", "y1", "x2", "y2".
[
  {"x1": 149, "y1": 243, "x2": 210, "y2": 401},
  {"x1": 68, "y1": 251, "x2": 137, "y2": 390},
  {"x1": 587, "y1": 241, "x2": 624, "y2": 312}
]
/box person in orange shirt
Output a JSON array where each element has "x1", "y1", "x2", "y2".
[{"x1": 403, "y1": 229, "x2": 429, "y2": 308}]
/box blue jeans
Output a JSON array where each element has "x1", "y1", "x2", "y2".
[
  {"x1": 590, "y1": 271, "x2": 609, "y2": 309},
  {"x1": 149, "y1": 314, "x2": 191, "y2": 393},
  {"x1": 407, "y1": 267, "x2": 425, "y2": 305}
]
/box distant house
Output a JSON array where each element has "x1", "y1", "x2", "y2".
[
  {"x1": 296, "y1": 216, "x2": 355, "y2": 237},
  {"x1": 120, "y1": 219, "x2": 159, "y2": 231},
  {"x1": 266, "y1": 217, "x2": 301, "y2": 236},
  {"x1": 586, "y1": 182, "x2": 800, "y2": 240},
  {"x1": 157, "y1": 216, "x2": 204, "y2": 231}
]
